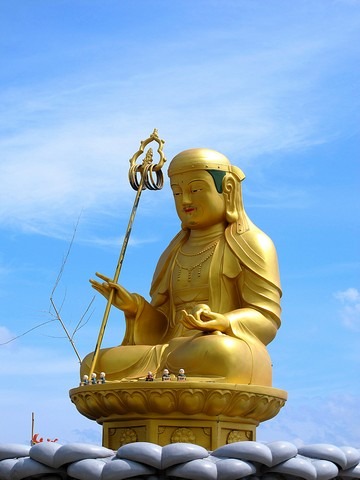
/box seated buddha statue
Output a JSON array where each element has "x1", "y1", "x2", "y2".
[{"x1": 80, "y1": 148, "x2": 282, "y2": 386}]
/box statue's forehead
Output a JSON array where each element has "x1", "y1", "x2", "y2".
[{"x1": 170, "y1": 170, "x2": 211, "y2": 185}]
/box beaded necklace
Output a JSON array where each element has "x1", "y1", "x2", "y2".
[{"x1": 175, "y1": 240, "x2": 218, "y2": 282}]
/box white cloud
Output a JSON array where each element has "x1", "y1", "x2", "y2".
[
  {"x1": 258, "y1": 393, "x2": 360, "y2": 446},
  {"x1": 0, "y1": 326, "x2": 13, "y2": 344},
  {"x1": 334, "y1": 288, "x2": 360, "y2": 331},
  {"x1": 1, "y1": 12, "x2": 358, "y2": 239},
  {"x1": 0, "y1": 342, "x2": 80, "y2": 375},
  {"x1": 335, "y1": 287, "x2": 360, "y2": 303},
  {"x1": 0, "y1": 328, "x2": 79, "y2": 378}
]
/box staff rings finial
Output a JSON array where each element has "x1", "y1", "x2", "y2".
[{"x1": 128, "y1": 129, "x2": 166, "y2": 191}]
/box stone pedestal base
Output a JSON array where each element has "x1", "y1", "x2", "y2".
[
  {"x1": 69, "y1": 381, "x2": 287, "y2": 450},
  {"x1": 102, "y1": 416, "x2": 256, "y2": 450}
]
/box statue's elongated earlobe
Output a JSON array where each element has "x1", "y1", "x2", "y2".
[{"x1": 223, "y1": 175, "x2": 238, "y2": 224}]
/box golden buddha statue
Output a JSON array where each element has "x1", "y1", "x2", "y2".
[{"x1": 80, "y1": 148, "x2": 281, "y2": 386}]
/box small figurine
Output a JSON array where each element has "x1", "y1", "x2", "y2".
[
  {"x1": 162, "y1": 368, "x2": 171, "y2": 381},
  {"x1": 91, "y1": 372, "x2": 97, "y2": 384},
  {"x1": 98, "y1": 372, "x2": 106, "y2": 384},
  {"x1": 177, "y1": 368, "x2": 186, "y2": 381},
  {"x1": 145, "y1": 371, "x2": 154, "y2": 381},
  {"x1": 80, "y1": 374, "x2": 89, "y2": 386}
]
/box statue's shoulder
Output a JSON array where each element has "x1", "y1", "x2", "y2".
[
  {"x1": 226, "y1": 218, "x2": 276, "y2": 256},
  {"x1": 242, "y1": 222, "x2": 276, "y2": 254},
  {"x1": 225, "y1": 220, "x2": 281, "y2": 290}
]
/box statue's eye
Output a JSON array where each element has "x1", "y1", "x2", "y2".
[{"x1": 190, "y1": 181, "x2": 205, "y2": 193}]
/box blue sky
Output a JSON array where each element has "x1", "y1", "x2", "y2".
[{"x1": 0, "y1": 0, "x2": 359, "y2": 446}]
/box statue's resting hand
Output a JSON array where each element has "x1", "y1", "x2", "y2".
[
  {"x1": 90, "y1": 272, "x2": 138, "y2": 316},
  {"x1": 180, "y1": 304, "x2": 230, "y2": 333}
]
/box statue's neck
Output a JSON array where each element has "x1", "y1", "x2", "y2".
[{"x1": 186, "y1": 222, "x2": 226, "y2": 246}]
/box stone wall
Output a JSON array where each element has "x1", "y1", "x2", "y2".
[{"x1": 0, "y1": 440, "x2": 359, "y2": 479}]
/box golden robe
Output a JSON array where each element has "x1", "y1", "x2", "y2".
[{"x1": 82, "y1": 218, "x2": 282, "y2": 385}]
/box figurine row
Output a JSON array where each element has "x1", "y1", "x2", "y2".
[
  {"x1": 80, "y1": 372, "x2": 106, "y2": 386},
  {"x1": 79, "y1": 369, "x2": 187, "y2": 386},
  {"x1": 146, "y1": 368, "x2": 186, "y2": 382}
]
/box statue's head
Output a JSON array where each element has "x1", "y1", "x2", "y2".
[{"x1": 168, "y1": 148, "x2": 248, "y2": 233}]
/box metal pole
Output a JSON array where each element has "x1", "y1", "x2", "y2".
[
  {"x1": 88, "y1": 129, "x2": 166, "y2": 379},
  {"x1": 31, "y1": 412, "x2": 35, "y2": 446}
]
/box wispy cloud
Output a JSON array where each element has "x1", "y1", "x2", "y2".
[
  {"x1": 258, "y1": 393, "x2": 360, "y2": 446},
  {"x1": 1, "y1": 7, "x2": 358, "y2": 239},
  {"x1": 0, "y1": 342, "x2": 79, "y2": 375},
  {"x1": 334, "y1": 287, "x2": 360, "y2": 331},
  {"x1": 0, "y1": 326, "x2": 13, "y2": 344}
]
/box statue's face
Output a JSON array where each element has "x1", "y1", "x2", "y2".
[{"x1": 170, "y1": 170, "x2": 226, "y2": 230}]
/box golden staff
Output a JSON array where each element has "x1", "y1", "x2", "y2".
[{"x1": 88, "y1": 129, "x2": 166, "y2": 379}]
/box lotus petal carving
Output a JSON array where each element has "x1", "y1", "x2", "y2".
[{"x1": 70, "y1": 382, "x2": 287, "y2": 424}]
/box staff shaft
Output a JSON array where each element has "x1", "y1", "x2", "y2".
[{"x1": 88, "y1": 174, "x2": 145, "y2": 379}]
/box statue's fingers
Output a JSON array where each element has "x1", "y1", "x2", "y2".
[
  {"x1": 106, "y1": 281, "x2": 127, "y2": 293},
  {"x1": 107, "y1": 283, "x2": 133, "y2": 303},
  {"x1": 95, "y1": 272, "x2": 112, "y2": 282},
  {"x1": 108, "y1": 281, "x2": 125, "y2": 291},
  {"x1": 184, "y1": 313, "x2": 200, "y2": 329},
  {"x1": 193, "y1": 309, "x2": 205, "y2": 321},
  {"x1": 180, "y1": 314, "x2": 193, "y2": 329},
  {"x1": 201, "y1": 311, "x2": 215, "y2": 321},
  {"x1": 89, "y1": 279, "x2": 102, "y2": 289},
  {"x1": 180, "y1": 310, "x2": 193, "y2": 322},
  {"x1": 91, "y1": 285, "x2": 106, "y2": 296},
  {"x1": 89, "y1": 279, "x2": 110, "y2": 296}
]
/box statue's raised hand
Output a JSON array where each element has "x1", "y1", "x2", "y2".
[
  {"x1": 180, "y1": 304, "x2": 230, "y2": 333},
  {"x1": 90, "y1": 272, "x2": 138, "y2": 316}
]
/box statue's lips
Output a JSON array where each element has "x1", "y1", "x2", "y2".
[{"x1": 183, "y1": 207, "x2": 196, "y2": 213}]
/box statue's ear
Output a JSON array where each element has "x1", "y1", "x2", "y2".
[{"x1": 223, "y1": 174, "x2": 238, "y2": 223}]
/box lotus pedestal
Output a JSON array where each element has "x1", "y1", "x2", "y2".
[{"x1": 69, "y1": 381, "x2": 287, "y2": 450}]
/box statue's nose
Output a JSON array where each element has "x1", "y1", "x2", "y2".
[{"x1": 182, "y1": 190, "x2": 192, "y2": 205}]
